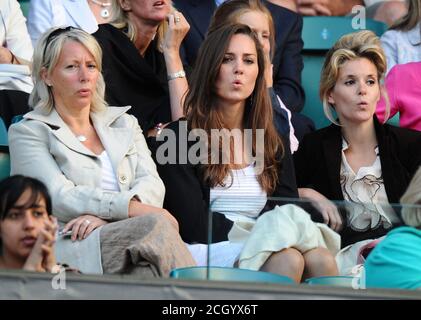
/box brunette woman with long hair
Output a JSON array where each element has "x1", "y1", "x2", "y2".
[{"x1": 152, "y1": 23, "x2": 338, "y2": 282}]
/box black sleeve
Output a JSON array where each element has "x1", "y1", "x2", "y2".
[
  {"x1": 148, "y1": 123, "x2": 233, "y2": 244},
  {"x1": 272, "y1": 13, "x2": 305, "y2": 113},
  {"x1": 276, "y1": 137, "x2": 299, "y2": 198},
  {"x1": 293, "y1": 133, "x2": 314, "y2": 188}
]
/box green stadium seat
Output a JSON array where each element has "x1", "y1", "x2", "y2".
[
  {"x1": 170, "y1": 266, "x2": 294, "y2": 284},
  {"x1": 18, "y1": 0, "x2": 31, "y2": 19},
  {"x1": 301, "y1": 17, "x2": 389, "y2": 129},
  {"x1": 305, "y1": 275, "x2": 357, "y2": 287}
]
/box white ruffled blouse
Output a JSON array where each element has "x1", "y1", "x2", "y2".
[{"x1": 340, "y1": 139, "x2": 400, "y2": 232}]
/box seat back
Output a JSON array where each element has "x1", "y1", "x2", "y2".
[
  {"x1": 0, "y1": 117, "x2": 10, "y2": 180},
  {"x1": 301, "y1": 17, "x2": 387, "y2": 129},
  {"x1": 170, "y1": 266, "x2": 294, "y2": 284},
  {"x1": 18, "y1": 0, "x2": 31, "y2": 18},
  {"x1": 305, "y1": 275, "x2": 356, "y2": 287}
]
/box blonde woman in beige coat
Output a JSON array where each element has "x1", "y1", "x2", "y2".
[{"x1": 8, "y1": 27, "x2": 195, "y2": 276}]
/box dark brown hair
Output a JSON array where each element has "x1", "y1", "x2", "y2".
[
  {"x1": 0, "y1": 175, "x2": 52, "y2": 220},
  {"x1": 185, "y1": 23, "x2": 282, "y2": 194}
]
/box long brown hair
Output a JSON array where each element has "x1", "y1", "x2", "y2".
[
  {"x1": 185, "y1": 24, "x2": 282, "y2": 194},
  {"x1": 208, "y1": 0, "x2": 275, "y2": 60}
]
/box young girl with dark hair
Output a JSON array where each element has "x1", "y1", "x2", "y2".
[{"x1": 0, "y1": 175, "x2": 57, "y2": 272}]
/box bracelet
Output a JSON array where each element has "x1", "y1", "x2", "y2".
[
  {"x1": 154, "y1": 122, "x2": 164, "y2": 136},
  {"x1": 167, "y1": 70, "x2": 186, "y2": 81}
]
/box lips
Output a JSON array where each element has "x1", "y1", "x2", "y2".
[
  {"x1": 78, "y1": 89, "x2": 91, "y2": 96},
  {"x1": 153, "y1": 1, "x2": 165, "y2": 7},
  {"x1": 21, "y1": 236, "x2": 37, "y2": 247}
]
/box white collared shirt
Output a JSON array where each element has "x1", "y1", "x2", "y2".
[
  {"x1": 381, "y1": 22, "x2": 421, "y2": 74},
  {"x1": 0, "y1": 0, "x2": 33, "y2": 93},
  {"x1": 27, "y1": 0, "x2": 99, "y2": 47}
]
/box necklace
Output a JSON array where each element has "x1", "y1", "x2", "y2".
[
  {"x1": 77, "y1": 135, "x2": 88, "y2": 142},
  {"x1": 89, "y1": 0, "x2": 112, "y2": 19}
]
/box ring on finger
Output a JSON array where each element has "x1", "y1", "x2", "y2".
[
  {"x1": 84, "y1": 219, "x2": 91, "y2": 225},
  {"x1": 175, "y1": 15, "x2": 181, "y2": 23}
]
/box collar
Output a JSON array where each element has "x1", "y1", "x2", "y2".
[
  {"x1": 406, "y1": 23, "x2": 421, "y2": 46},
  {"x1": 341, "y1": 138, "x2": 379, "y2": 155},
  {"x1": 23, "y1": 106, "x2": 133, "y2": 165},
  {"x1": 24, "y1": 106, "x2": 131, "y2": 128}
]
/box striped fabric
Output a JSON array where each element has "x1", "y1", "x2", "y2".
[{"x1": 209, "y1": 164, "x2": 267, "y2": 223}]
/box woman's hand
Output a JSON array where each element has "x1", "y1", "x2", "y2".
[
  {"x1": 23, "y1": 216, "x2": 58, "y2": 272},
  {"x1": 0, "y1": 47, "x2": 14, "y2": 64},
  {"x1": 63, "y1": 214, "x2": 108, "y2": 241},
  {"x1": 129, "y1": 200, "x2": 179, "y2": 231},
  {"x1": 298, "y1": 187, "x2": 343, "y2": 232},
  {"x1": 296, "y1": 0, "x2": 333, "y2": 16},
  {"x1": 162, "y1": 11, "x2": 190, "y2": 56}
]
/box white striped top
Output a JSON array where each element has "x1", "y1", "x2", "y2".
[{"x1": 209, "y1": 164, "x2": 267, "y2": 223}]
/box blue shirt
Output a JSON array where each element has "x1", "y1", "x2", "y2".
[{"x1": 365, "y1": 226, "x2": 421, "y2": 290}]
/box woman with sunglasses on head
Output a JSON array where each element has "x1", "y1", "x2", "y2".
[{"x1": 8, "y1": 27, "x2": 195, "y2": 276}]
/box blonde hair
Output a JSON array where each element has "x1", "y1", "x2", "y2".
[
  {"x1": 400, "y1": 166, "x2": 421, "y2": 228},
  {"x1": 208, "y1": 0, "x2": 276, "y2": 60},
  {"x1": 30, "y1": 27, "x2": 107, "y2": 113},
  {"x1": 319, "y1": 30, "x2": 390, "y2": 125},
  {"x1": 110, "y1": 0, "x2": 175, "y2": 52}
]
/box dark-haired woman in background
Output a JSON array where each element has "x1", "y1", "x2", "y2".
[{"x1": 0, "y1": 175, "x2": 57, "y2": 272}]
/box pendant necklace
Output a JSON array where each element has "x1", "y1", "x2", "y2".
[
  {"x1": 77, "y1": 135, "x2": 88, "y2": 142},
  {"x1": 89, "y1": 0, "x2": 112, "y2": 19}
]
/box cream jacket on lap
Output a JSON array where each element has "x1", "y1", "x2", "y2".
[{"x1": 8, "y1": 106, "x2": 165, "y2": 223}]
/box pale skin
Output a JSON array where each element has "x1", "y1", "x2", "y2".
[
  {"x1": 299, "y1": 57, "x2": 382, "y2": 232},
  {"x1": 0, "y1": 190, "x2": 57, "y2": 272},
  {"x1": 215, "y1": 34, "x2": 338, "y2": 281},
  {"x1": 295, "y1": 0, "x2": 363, "y2": 16},
  {"x1": 86, "y1": 0, "x2": 113, "y2": 24},
  {"x1": 119, "y1": 0, "x2": 189, "y2": 123},
  {"x1": 42, "y1": 39, "x2": 178, "y2": 241},
  {"x1": 236, "y1": 10, "x2": 273, "y2": 88}
]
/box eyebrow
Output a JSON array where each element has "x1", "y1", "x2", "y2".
[
  {"x1": 342, "y1": 73, "x2": 377, "y2": 78},
  {"x1": 11, "y1": 204, "x2": 46, "y2": 210},
  {"x1": 224, "y1": 52, "x2": 257, "y2": 57}
]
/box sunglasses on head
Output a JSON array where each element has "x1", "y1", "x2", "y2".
[{"x1": 43, "y1": 26, "x2": 78, "y2": 58}]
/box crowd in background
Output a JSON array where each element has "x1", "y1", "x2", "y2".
[{"x1": 1, "y1": 0, "x2": 421, "y2": 291}]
